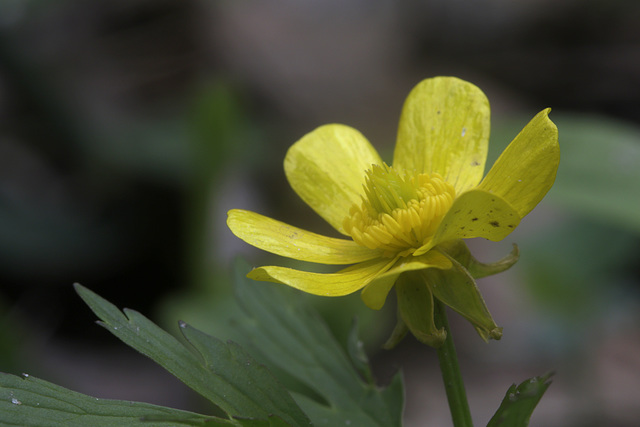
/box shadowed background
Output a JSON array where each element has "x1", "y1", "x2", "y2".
[{"x1": 1, "y1": 1, "x2": 639, "y2": 426}]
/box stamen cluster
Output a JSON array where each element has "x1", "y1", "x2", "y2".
[{"x1": 343, "y1": 164, "x2": 455, "y2": 257}]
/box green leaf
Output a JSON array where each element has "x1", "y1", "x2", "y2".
[
  {"x1": 487, "y1": 373, "x2": 553, "y2": 427},
  {"x1": 178, "y1": 322, "x2": 309, "y2": 426},
  {"x1": 0, "y1": 372, "x2": 225, "y2": 426},
  {"x1": 231, "y1": 259, "x2": 405, "y2": 427},
  {"x1": 73, "y1": 284, "x2": 310, "y2": 427}
]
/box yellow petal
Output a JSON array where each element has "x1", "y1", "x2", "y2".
[
  {"x1": 478, "y1": 108, "x2": 559, "y2": 218},
  {"x1": 247, "y1": 258, "x2": 395, "y2": 297},
  {"x1": 284, "y1": 124, "x2": 383, "y2": 235},
  {"x1": 361, "y1": 250, "x2": 452, "y2": 310},
  {"x1": 419, "y1": 188, "x2": 521, "y2": 254},
  {"x1": 227, "y1": 209, "x2": 380, "y2": 264},
  {"x1": 394, "y1": 76, "x2": 490, "y2": 193}
]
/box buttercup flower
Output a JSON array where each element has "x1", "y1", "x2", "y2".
[{"x1": 228, "y1": 77, "x2": 559, "y2": 347}]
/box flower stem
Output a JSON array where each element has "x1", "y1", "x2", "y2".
[{"x1": 434, "y1": 299, "x2": 474, "y2": 427}]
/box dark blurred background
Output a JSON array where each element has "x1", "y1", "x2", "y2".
[{"x1": 1, "y1": 1, "x2": 639, "y2": 426}]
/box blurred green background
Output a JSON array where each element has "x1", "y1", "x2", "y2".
[{"x1": 1, "y1": 1, "x2": 639, "y2": 426}]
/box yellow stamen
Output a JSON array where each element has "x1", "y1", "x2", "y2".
[{"x1": 343, "y1": 164, "x2": 455, "y2": 257}]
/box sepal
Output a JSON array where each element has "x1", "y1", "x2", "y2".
[
  {"x1": 422, "y1": 251, "x2": 501, "y2": 342},
  {"x1": 438, "y1": 240, "x2": 519, "y2": 279},
  {"x1": 395, "y1": 273, "x2": 447, "y2": 348},
  {"x1": 382, "y1": 314, "x2": 410, "y2": 350}
]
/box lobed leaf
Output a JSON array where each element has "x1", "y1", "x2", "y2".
[
  {"x1": 231, "y1": 259, "x2": 405, "y2": 427},
  {"x1": 74, "y1": 283, "x2": 310, "y2": 427},
  {"x1": 0, "y1": 372, "x2": 223, "y2": 426},
  {"x1": 487, "y1": 373, "x2": 553, "y2": 427}
]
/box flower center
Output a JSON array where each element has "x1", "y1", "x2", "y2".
[{"x1": 343, "y1": 163, "x2": 455, "y2": 257}]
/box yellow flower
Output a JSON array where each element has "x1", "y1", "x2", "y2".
[{"x1": 228, "y1": 77, "x2": 559, "y2": 347}]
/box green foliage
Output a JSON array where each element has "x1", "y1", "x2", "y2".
[
  {"x1": 487, "y1": 373, "x2": 553, "y2": 427},
  {"x1": 0, "y1": 372, "x2": 219, "y2": 426},
  {"x1": 0, "y1": 258, "x2": 557, "y2": 427},
  {"x1": 230, "y1": 259, "x2": 404, "y2": 427},
  {"x1": 0, "y1": 260, "x2": 405, "y2": 426},
  {"x1": 73, "y1": 283, "x2": 310, "y2": 427}
]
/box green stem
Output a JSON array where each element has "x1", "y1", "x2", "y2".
[{"x1": 434, "y1": 299, "x2": 474, "y2": 427}]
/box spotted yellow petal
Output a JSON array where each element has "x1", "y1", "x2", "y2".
[
  {"x1": 394, "y1": 77, "x2": 490, "y2": 193},
  {"x1": 247, "y1": 258, "x2": 395, "y2": 297},
  {"x1": 284, "y1": 124, "x2": 383, "y2": 235},
  {"x1": 227, "y1": 209, "x2": 380, "y2": 264},
  {"x1": 422, "y1": 255, "x2": 502, "y2": 341},
  {"x1": 416, "y1": 189, "x2": 520, "y2": 255},
  {"x1": 360, "y1": 250, "x2": 452, "y2": 310},
  {"x1": 478, "y1": 108, "x2": 559, "y2": 218}
]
